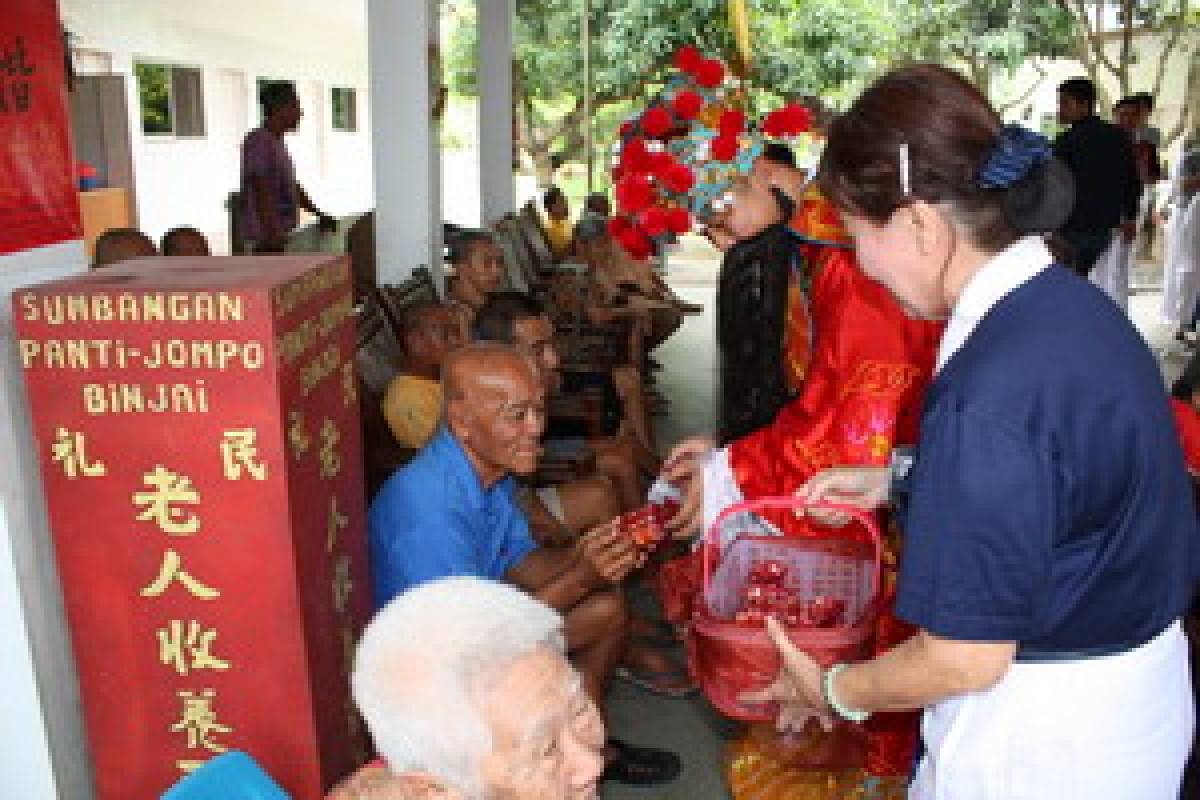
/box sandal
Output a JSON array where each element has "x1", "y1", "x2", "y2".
[
  {"x1": 602, "y1": 738, "x2": 682, "y2": 786},
  {"x1": 616, "y1": 666, "x2": 698, "y2": 698}
]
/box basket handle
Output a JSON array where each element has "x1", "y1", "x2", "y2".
[{"x1": 700, "y1": 495, "x2": 884, "y2": 606}]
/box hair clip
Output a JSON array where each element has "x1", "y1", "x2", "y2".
[{"x1": 899, "y1": 142, "x2": 912, "y2": 197}]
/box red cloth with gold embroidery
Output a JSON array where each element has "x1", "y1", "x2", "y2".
[{"x1": 731, "y1": 195, "x2": 942, "y2": 542}]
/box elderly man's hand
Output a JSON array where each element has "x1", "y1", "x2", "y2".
[
  {"x1": 577, "y1": 521, "x2": 638, "y2": 586},
  {"x1": 737, "y1": 616, "x2": 834, "y2": 734}
]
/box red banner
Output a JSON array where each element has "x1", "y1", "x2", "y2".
[
  {"x1": 14, "y1": 255, "x2": 371, "y2": 798},
  {"x1": 0, "y1": 0, "x2": 82, "y2": 255}
]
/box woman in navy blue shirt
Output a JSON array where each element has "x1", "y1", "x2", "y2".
[{"x1": 745, "y1": 65, "x2": 1199, "y2": 798}]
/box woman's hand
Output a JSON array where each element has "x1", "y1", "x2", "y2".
[
  {"x1": 738, "y1": 616, "x2": 834, "y2": 734},
  {"x1": 796, "y1": 466, "x2": 889, "y2": 527}
]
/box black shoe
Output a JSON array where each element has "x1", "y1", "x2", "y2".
[{"x1": 601, "y1": 738, "x2": 681, "y2": 786}]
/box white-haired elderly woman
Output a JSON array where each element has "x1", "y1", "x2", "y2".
[{"x1": 326, "y1": 576, "x2": 605, "y2": 800}]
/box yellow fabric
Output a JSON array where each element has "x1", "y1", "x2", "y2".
[
  {"x1": 543, "y1": 215, "x2": 574, "y2": 259},
  {"x1": 725, "y1": 735, "x2": 907, "y2": 800},
  {"x1": 381, "y1": 375, "x2": 442, "y2": 450}
]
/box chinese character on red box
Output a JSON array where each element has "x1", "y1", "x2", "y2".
[{"x1": 13, "y1": 255, "x2": 371, "y2": 799}]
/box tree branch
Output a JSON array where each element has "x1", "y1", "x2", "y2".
[
  {"x1": 1118, "y1": 0, "x2": 1135, "y2": 92},
  {"x1": 1065, "y1": 0, "x2": 1120, "y2": 80},
  {"x1": 1163, "y1": 49, "x2": 1200, "y2": 150},
  {"x1": 1000, "y1": 62, "x2": 1048, "y2": 114},
  {"x1": 1151, "y1": 0, "x2": 1190, "y2": 102},
  {"x1": 1055, "y1": 0, "x2": 1098, "y2": 81}
]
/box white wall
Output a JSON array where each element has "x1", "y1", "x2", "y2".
[
  {"x1": 0, "y1": 241, "x2": 93, "y2": 799},
  {"x1": 61, "y1": 0, "x2": 374, "y2": 253}
]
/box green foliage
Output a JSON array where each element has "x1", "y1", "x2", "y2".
[
  {"x1": 135, "y1": 62, "x2": 172, "y2": 135},
  {"x1": 750, "y1": 0, "x2": 893, "y2": 106},
  {"x1": 887, "y1": 0, "x2": 1074, "y2": 82},
  {"x1": 442, "y1": 0, "x2": 1081, "y2": 166}
]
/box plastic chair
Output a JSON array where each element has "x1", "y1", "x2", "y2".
[{"x1": 160, "y1": 751, "x2": 291, "y2": 799}]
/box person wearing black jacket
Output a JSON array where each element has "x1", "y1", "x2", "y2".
[{"x1": 1053, "y1": 77, "x2": 1142, "y2": 275}]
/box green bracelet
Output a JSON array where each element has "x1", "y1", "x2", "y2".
[{"x1": 822, "y1": 663, "x2": 870, "y2": 723}]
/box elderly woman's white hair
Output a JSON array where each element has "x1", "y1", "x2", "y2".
[{"x1": 352, "y1": 577, "x2": 567, "y2": 797}]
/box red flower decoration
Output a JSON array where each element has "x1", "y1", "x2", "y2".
[
  {"x1": 648, "y1": 150, "x2": 678, "y2": 180},
  {"x1": 695, "y1": 58, "x2": 725, "y2": 88},
  {"x1": 762, "y1": 104, "x2": 812, "y2": 138},
  {"x1": 619, "y1": 120, "x2": 634, "y2": 137},
  {"x1": 674, "y1": 46, "x2": 703, "y2": 75},
  {"x1": 618, "y1": 226, "x2": 654, "y2": 260},
  {"x1": 671, "y1": 90, "x2": 704, "y2": 121},
  {"x1": 641, "y1": 107, "x2": 674, "y2": 139},
  {"x1": 663, "y1": 163, "x2": 696, "y2": 194},
  {"x1": 607, "y1": 216, "x2": 633, "y2": 238},
  {"x1": 718, "y1": 109, "x2": 746, "y2": 136},
  {"x1": 786, "y1": 104, "x2": 813, "y2": 133},
  {"x1": 666, "y1": 207, "x2": 692, "y2": 234},
  {"x1": 619, "y1": 136, "x2": 651, "y2": 174},
  {"x1": 615, "y1": 175, "x2": 655, "y2": 214},
  {"x1": 761, "y1": 109, "x2": 789, "y2": 138},
  {"x1": 711, "y1": 135, "x2": 740, "y2": 162},
  {"x1": 637, "y1": 207, "x2": 669, "y2": 238}
]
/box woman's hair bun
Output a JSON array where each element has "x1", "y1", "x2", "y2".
[{"x1": 1002, "y1": 156, "x2": 1075, "y2": 234}]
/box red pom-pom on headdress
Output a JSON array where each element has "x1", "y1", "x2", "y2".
[
  {"x1": 671, "y1": 90, "x2": 704, "y2": 121},
  {"x1": 711, "y1": 135, "x2": 739, "y2": 162},
  {"x1": 617, "y1": 226, "x2": 654, "y2": 260},
  {"x1": 641, "y1": 107, "x2": 674, "y2": 139},
  {"x1": 665, "y1": 207, "x2": 692, "y2": 234},
  {"x1": 674, "y1": 46, "x2": 703, "y2": 75},
  {"x1": 762, "y1": 104, "x2": 812, "y2": 138},
  {"x1": 615, "y1": 175, "x2": 655, "y2": 214},
  {"x1": 648, "y1": 151, "x2": 679, "y2": 181},
  {"x1": 695, "y1": 58, "x2": 725, "y2": 88},
  {"x1": 619, "y1": 137, "x2": 652, "y2": 174},
  {"x1": 718, "y1": 109, "x2": 746, "y2": 136},
  {"x1": 662, "y1": 163, "x2": 696, "y2": 194},
  {"x1": 637, "y1": 207, "x2": 670, "y2": 238},
  {"x1": 607, "y1": 216, "x2": 634, "y2": 238}
]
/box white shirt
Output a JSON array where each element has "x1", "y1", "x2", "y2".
[{"x1": 935, "y1": 236, "x2": 1054, "y2": 374}]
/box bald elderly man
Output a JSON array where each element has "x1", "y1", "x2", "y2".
[{"x1": 367, "y1": 344, "x2": 680, "y2": 786}]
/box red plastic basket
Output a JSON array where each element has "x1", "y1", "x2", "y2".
[{"x1": 686, "y1": 496, "x2": 883, "y2": 723}]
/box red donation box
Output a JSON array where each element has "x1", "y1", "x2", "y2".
[{"x1": 13, "y1": 255, "x2": 372, "y2": 799}]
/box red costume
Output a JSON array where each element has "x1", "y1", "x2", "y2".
[{"x1": 664, "y1": 187, "x2": 942, "y2": 778}]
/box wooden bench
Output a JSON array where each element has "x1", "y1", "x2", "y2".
[{"x1": 354, "y1": 268, "x2": 438, "y2": 499}]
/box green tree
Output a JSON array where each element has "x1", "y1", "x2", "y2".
[
  {"x1": 886, "y1": 0, "x2": 1075, "y2": 108},
  {"x1": 446, "y1": 0, "x2": 893, "y2": 181}
]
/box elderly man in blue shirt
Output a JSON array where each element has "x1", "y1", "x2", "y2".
[{"x1": 368, "y1": 342, "x2": 679, "y2": 787}]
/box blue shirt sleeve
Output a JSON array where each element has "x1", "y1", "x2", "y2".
[
  {"x1": 896, "y1": 395, "x2": 1055, "y2": 642},
  {"x1": 369, "y1": 490, "x2": 483, "y2": 608}
]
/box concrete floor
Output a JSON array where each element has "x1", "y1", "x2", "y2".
[{"x1": 601, "y1": 248, "x2": 1191, "y2": 799}]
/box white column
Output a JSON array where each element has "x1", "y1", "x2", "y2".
[
  {"x1": 367, "y1": 0, "x2": 443, "y2": 290},
  {"x1": 0, "y1": 241, "x2": 94, "y2": 799},
  {"x1": 478, "y1": 0, "x2": 516, "y2": 226}
]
